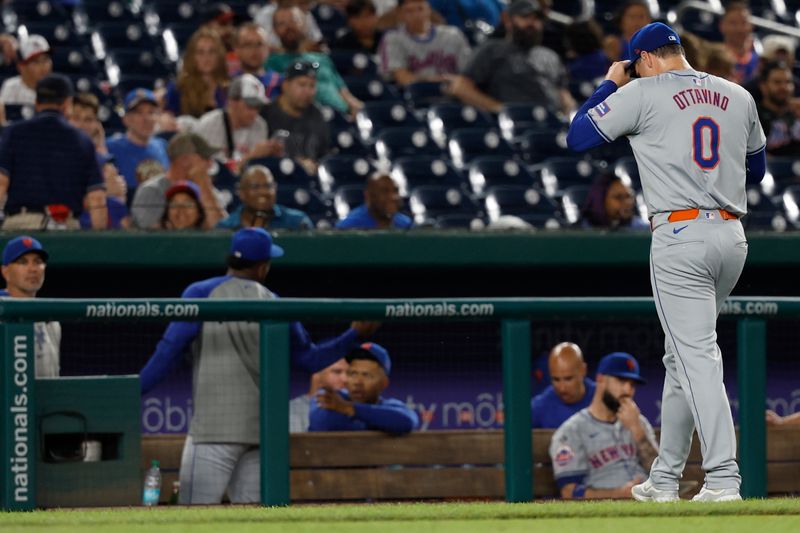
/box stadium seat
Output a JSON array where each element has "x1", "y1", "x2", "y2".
[
  {"x1": 409, "y1": 185, "x2": 481, "y2": 225},
  {"x1": 18, "y1": 21, "x2": 87, "y2": 48},
  {"x1": 209, "y1": 159, "x2": 240, "y2": 212},
  {"x1": 375, "y1": 127, "x2": 441, "y2": 165},
  {"x1": 498, "y1": 102, "x2": 565, "y2": 142},
  {"x1": 744, "y1": 185, "x2": 788, "y2": 231},
  {"x1": 245, "y1": 157, "x2": 316, "y2": 191},
  {"x1": 538, "y1": 156, "x2": 603, "y2": 197},
  {"x1": 468, "y1": 156, "x2": 537, "y2": 197},
  {"x1": 51, "y1": 47, "x2": 101, "y2": 76},
  {"x1": 517, "y1": 129, "x2": 571, "y2": 163},
  {"x1": 107, "y1": 49, "x2": 172, "y2": 80},
  {"x1": 93, "y1": 21, "x2": 161, "y2": 57},
  {"x1": 75, "y1": 0, "x2": 142, "y2": 27},
  {"x1": 434, "y1": 213, "x2": 487, "y2": 230},
  {"x1": 679, "y1": 9, "x2": 722, "y2": 41},
  {"x1": 781, "y1": 184, "x2": 800, "y2": 229},
  {"x1": 404, "y1": 81, "x2": 449, "y2": 109},
  {"x1": 342, "y1": 76, "x2": 401, "y2": 102},
  {"x1": 448, "y1": 128, "x2": 514, "y2": 170},
  {"x1": 427, "y1": 103, "x2": 494, "y2": 148},
  {"x1": 333, "y1": 184, "x2": 367, "y2": 220},
  {"x1": 144, "y1": 0, "x2": 203, "y2": 26},
  {"x1": 318, "y1": 155, "x2": 376, "y2": 196},
  {"x1": 330, "y1": 126, "x2": 369, "y2": 156},
  {"x1": 3, "y1": 104, "x2": 35, "y2": 123},
  {"x1": 484, "y1": 185, "x2": 562, "y2": 229},
  {"x1": 561, "y1": 185, "x2": 591, "y2": 226},
  {"x1": 391, "y1": 156, "x2": 465, "y2": 196},
  {"x1": 613, "y1": 156, "x2": 642, "y2": 190},
  {"x1": 568, "y1": 78, "x2": 603, "y2": 101},
  {"x1": 355, "y1": 101, "x2": 422, "y2": 143},
  {"x1": 766, "y1": 157, "x2": 800, "y2": 187},
  {"x1": 276, "y1": 186, "x2": 334, "y2": 229},
  {"x1": 225, "y1": 1, "x2": 262, "y2": 20},
  {"x1": 115, "y1": 74, "x2": 163, "y2": 95},
  {"x1": 330, "y1": 50, "x2": 378, "y2": 77},
  {"x1": 587, "y1": 137, "x2": 633, "y2": 164},
  {"x1": 5, "y1": 1, "x2": 68, "y2": 26},
  {"x1": 312, "y1": 3, "x2": 348, "y2": 39},
  {"x1": 163, "y1": 23, "x2": 198, "y2": 55}
]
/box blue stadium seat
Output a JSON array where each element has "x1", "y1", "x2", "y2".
[
  {"x1": 334, "y1": 184, "x2": 367, "y2": 221},
  {"x1": 744, "y1": 186, "x2": 788, "y2": 231},
  {"x1": 343, "y1": 76, "x2": 401, "y2": 102},
  {"x1": 115, "y1": 74, "x2": 163, "y2": 95},
  {"x1": 93, "y1": 21, "x2": 161, "y2": 55},
  {"x1": 107, "y1": 49, "x2": 172, "y2": 80},
  {"x1": 391, "y1": 156, "x2": 465, "y2": 196},
  {"x1": 245, "y1": 157, "x2": 316, "y2": 191},
  {"x1": 163, "y1": 23, "x2": 198, "y2": 54},
  {"x1": 209, "y1": 159, "x2": 240, "y2": 212},
  {"x1": 275, "y1": 186, "x2": 334, "y2": 229},
  {"x1": 484, "y1": 185, "x2": 562, "y2": 229},
  {"x1": 6, "y1": 1, "x2": 68, "y2": 26},
  {"x1": 318, "y1": 155, "x2": 376, "y2": 196},
  {"x1": 780, "y1": 184, "x2": 800, "y2": 229},
  {"x1": 468, "y1": 156, "x2": 537, "y2": 197},
  {"x1": 76, "y1": 0, "x2": 142, "y2": 26},
  {"x1": 225, "y1": 1, "x2": 262, "y2": 20},
  {"x1": 587, "y1": 137, "x2": 633, "y2": 164},
  {"x1": 330, "y1": 126, "x2": 369, "y2": 156},
  {"x1": 613, "y1": 156, "x2": 642, "y2": 190},
  {"x1": 355, "y1": 101, "x2": 422, "y2": 143},
  {"x1": 767, "y1": 157, "x2": 800, "y2": 186},
  {"x1": 498, "y1": 102, "x2": 565, "y2": 142},
  {"x1": 434, "y1": 213, "x2": 487, "y2": 230},
  {"x1": 144, "y1": 0, "x2": 203, "y2": 26},
  {"x1": 3, "y1": 104, "x2": 35, "y2": 123},
  {"x1": 18, "y1": 21, "x2": 87, "y2": 48},
  {"x1": 51, "y1": 47, "x2": 101, "y2": 76},
  {"x1": 375, "y1": 127, "x2": 441, "y2": 165},
  {"x1": 538, "y1": 156, "x2": 603, "y2": 196},
  {"x1": 404, "y1": 81, "x2": 449, "y2": 109},
  {"x1": 427, "y1": 103, "x2": 494, "y2": 148},
  {"x1": 679, "y1": 9, "x2": 721, "y2": 41},
  {"x1": 330, "y1": 50, "x2": 378, "y2": 77},
  {"x1": 568, "y1": 78, "x2": 603, "y2": 101},
  {"x1": 518, "y1": 129, "x2": 571, "y2": 163},
  {"x1": 561, "y1": 185, "x2": 591, "y2": 226},
  {"x1": 448, "y1": 128, "x2": 514, "y2": 170},
  {"x1": 409, "y1": 185, "x2": 481, "y2": 225},
  {"x1": 312, "y1": 3, "x2": 348, "y2": 40}
]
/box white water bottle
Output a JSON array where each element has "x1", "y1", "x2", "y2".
[{"x1": 142, "y1": 459, "x2": 161, "y2": 506}]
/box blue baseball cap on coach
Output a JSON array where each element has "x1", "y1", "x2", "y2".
[
  {"x1": 347, "y1": 342, "x2": 392, "y2": 376},
  {"x1": 628, "y1": 22, "x2": 681, "y2": 68},
  {"x1": 597, "y1": 352, "x2": 646, "y2": 384},
  {"x1": 3, "y1": 236, "x2": 49, "y2": 266},
  {"x1": 229, "y1": 228, "x2": 284, "y2": 262}
]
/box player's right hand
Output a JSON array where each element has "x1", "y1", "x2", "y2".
[
  {"x1": 605, "y1": 60, "x2": 632, "y2": 87},
  {"x1": 351, "y1": 321, "x2": 381, "y2": 338}
]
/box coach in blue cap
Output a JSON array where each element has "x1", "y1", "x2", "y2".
[
  {"x1": 309, "y1": 342, "x2": 419, "y2": 434},
  {"x1": 139, "y1": 227, "x2": 379, "y2": 504}
]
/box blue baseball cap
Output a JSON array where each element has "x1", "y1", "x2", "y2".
[
  {"x1": 347, "y1": 342, "x2": 392, "y2": 376},
  {"x1": 124, "y1": 88, "x2": 158, "y2": 112},
  {"x1": 597, "y1": 352, "x2": 646, "y2": 384},
  {"x1": 628, "y1": 22, "x2": 681, "y2": 69},
  {"x1": 230, "y1": 227, "x2": 284, "y2": 262},
  {"x1": 3, "y1": 236, "x2": 49, "y2": 266}
]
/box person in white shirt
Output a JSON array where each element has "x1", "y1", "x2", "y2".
[{"x1": 0, "y1": 35, "x2": 52, "y2": 106}]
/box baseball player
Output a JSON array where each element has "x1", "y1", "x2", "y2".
[
  {"x1": 139, "y1": 228, "x2": 380, "y2": 504},
  {"x1": 1, "y1": 236, "x2": 60, "y2": 377},
  {"x1": 567, "y1": 22, "x2": 766, "y2": 502},
  {"x1": 550, "y1": 352, "x2": 657, "y2": 499},
  {"x1": 531, "y1": 342, "x2": 596, "y2": 428}
]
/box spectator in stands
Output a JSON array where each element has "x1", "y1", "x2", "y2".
[
  {"x1": 550, "y1": 352, "x2": 657, "y2": 500},
  {"x1": 217, "y1": 165, "x2": 313, "y2": 230},
  {"x1": 107, "y1": 89, "x2": 170, "y2": 196},
  {"x1": 444, "y1": 0, "x2": 575, "y2": 115},
  {"x1": 766, "y1": 410, "x2": 800, "y2": 426},
  {"x1": 290, "y1": 358, "x2": 349, "y2": 432},
  {"x1": 160, "y1": 180, "x2": 206, "y2": 230},
  {"x1": 531, "y1": 342, "x2": 596, "y2": 429},
  {"x1": 310, "y1": 342, "x2": 419, "y2": 434},
  {"x1": 336, "y1": 172, "x2": 412, "y2": 229},
  {"x1": 131, "y1": 133, "x2": 226, "y2": 229},
  {"x1": 719, "y1": 1, "x2": 759, "y2": 84},
  {"x1": 266, "y1": 5, "x2": 363, "y2": 115},
  {"x1": 69, "y1": 92, "x2": 107, "y2": 154},
  {"x1": 200, "y1": 3, "x2": 239, "y2": 73},
  {"x1": 744, "y1": 35, "x2": 798, "y2": 104},
  {"x1": 232, "y1": 23, "x2": 283, "y2": 99},
  {"x1": 603, "y1": 0, "x2": 651, "y2": 62},
  {"x1": 261, "y1": 60, "x2": 331, "y2": 175},
  {"x1": 140, "y1": 227, "x2": 380, "y2": 503},
  {"x1": 565, "y1": 19, "x2": 611, "y2": 82},
  {"x1": 377, "y1": 0, "x2": 471, "y2": 86},
  {"x1": 334, "y1": 0, "x2": 385, "y2": 53},
  {"x1": 1, "y1": 236, "x2": 59, "y2": 377},
  {"x1": 164, "y1": 28, "x2": 230, "y2": 122},
  {"x1": 581, "y1": 173, "x2": 648, "y2": 231},
  {"x1": 0, "y1": 34, "x2": 52, "y2": 106},
  {"x1": 0, "y1": 33, "x2": 17, "y2": 66},
  {"x1": 78, "y1": 154, "x2": 130, "y2": 230},
  {"x1": 194, "y1": 74, "x2": 284, "y2": 173},
  {"x1": 256, "y1": 0, "x2": 324, "y2": 51},
  {"x1": 757, "y1": 61, "x2": 800, "y2": 157},
  {"x1": 0, "y1": 75, "x2": 107, "y2": 230},
  {"x1": 703, "y1": 44, "x2": 737, "y2": 82}
]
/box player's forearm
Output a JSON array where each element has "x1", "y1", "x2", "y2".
[
  {"x1": 450, "y1": 77, "x2": 503, "y2": 114},
  {"x1": 199, "y1": 187, "x2": 225, "y2": 229},
  {"x1": 290, "y1": 323, "x2": 360, "y2": 373},
  {"x1": 353, "y1": 403, "x2": 418, "y2": 434}
]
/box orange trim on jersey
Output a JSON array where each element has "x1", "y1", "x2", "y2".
[{"x1": 667, "y1": 209, "x2": 739, "y2": 222}]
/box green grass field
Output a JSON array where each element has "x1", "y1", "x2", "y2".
[{"x1": 3, "y1": 499, "x2": 799, "y2": 533}]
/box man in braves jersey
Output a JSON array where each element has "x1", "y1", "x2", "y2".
[
  {"x1": 531, "y1": 342, "x2": 596, "y2": 428},
  {"x1": 550, "y1": 352, "x2": 657, "y2": 499}
]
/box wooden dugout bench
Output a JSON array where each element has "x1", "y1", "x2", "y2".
[{"x1": 142, "y1": 427, "x2": 800, "y2": 503}]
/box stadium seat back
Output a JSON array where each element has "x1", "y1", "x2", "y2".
[{"x1": 448, "y1": 128, "x2": 514, "y2": 169}]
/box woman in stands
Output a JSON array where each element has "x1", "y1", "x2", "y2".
[
  {"x1": 161, "y1": 181, "x2": 206, "y2": 230},
  {"x1": 580, "y1": 173, "x2": 648, "y2": 231},
  {"x1": 163, "y1": 28, "x2": 230, "y2": 126}
]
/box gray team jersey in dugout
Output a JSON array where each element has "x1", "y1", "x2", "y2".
[
  {"x1": 550, "y1": 409, "x2": 656, "y2": 490},
  {"x1": 189, "y1": 277, "x2": 274, "y2": 444},
  {"x1": 588, "y1": 69, "x2": 766, "y2": 216}
]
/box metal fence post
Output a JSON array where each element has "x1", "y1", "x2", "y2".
[
  {"x1": 737, "y1": 318, "x2": 767, "y2": 499},
  {"x1": 501, "y1": 319, "x2": 533, "y2": 502},
  {"x1": 1, "y1": 323, "x2": 36, "y2": 511},
  {"x1": 260, "y1": 321, "x2": 290, "y2": 506}
]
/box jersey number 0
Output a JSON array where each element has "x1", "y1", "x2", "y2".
[{"x1": 692, "y1": 117, "x2": 720, "y2": 170}]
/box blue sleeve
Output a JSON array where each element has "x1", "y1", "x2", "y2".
[
  {"x1": 566, "y1": 80, "x2": 619, "y2": 152},
  {"x1": 355, "y1": 399, "x2": 419, "y2": 434},
  {"x1": 745, "y1": 147, "x2": 766, "y2": 185},
  {"x1": 555, "y1": 473, "x2": 586, "y2": 489},
  {"x1": 531, "y1": 397, "x2": 543, "y2": 428},
  {"x1": 165, "y1": 83, "x2": 180, "y2": 115},
  {"x1": 309, "y1": 398, "x2": 362, "y2": 431},
  {"x1": 290, "y1": 322, "x2": 361, "y2": 373},
  {"x1": 0, "y1": 125, "x2": 13, "y2": 177}
]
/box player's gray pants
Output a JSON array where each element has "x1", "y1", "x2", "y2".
[
  {"x1": 648, "y1": 213, "x2": 746, "y2": 491},
  {"x1": 178, "y1": 435, "x2": 260, "y2": 504}
]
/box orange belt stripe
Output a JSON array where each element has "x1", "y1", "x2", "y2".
[{"x1": 667, "y1": 208, "x2": 739, "y2": 223}]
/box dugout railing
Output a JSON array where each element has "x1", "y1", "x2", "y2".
[{"x1": 0, "y1": 296, "x2": 786, "y2": 509}]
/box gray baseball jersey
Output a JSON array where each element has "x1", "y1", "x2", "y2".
[
  {"x1": 550, "y1": 409, "x2": 655, "y2": 490},
  {"x1": 34, "y1": 321, "x2": 60, "y2": 378},
  {"x1": 378, "y1": 26, "x2": 471, "y2": 79},
  {"x1": 587, "y1": 69, "x2": 766, "y2": 216}
]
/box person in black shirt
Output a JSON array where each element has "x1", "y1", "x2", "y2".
[
  {"x1": 757, "y1": 61, "x2": 800, "y2": 157},
  {"x1": 334, "y1": 0, "x2": 384, "y2": 54}
]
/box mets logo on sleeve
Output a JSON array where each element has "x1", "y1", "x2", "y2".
[
  {"x1": 593, "y1": 102, "x2": 611, "y2": 117},
  {"x1": 554, "y1": 444, "x2": 575, "y2": 466}
]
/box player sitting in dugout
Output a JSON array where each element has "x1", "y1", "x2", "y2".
[{"x1": 309, "y1": 342, "x2": 419, "y2": 434}]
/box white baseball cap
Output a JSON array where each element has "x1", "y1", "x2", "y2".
[
  {"x1": 19, "y1": 34, "x2": 51, "y2": 64},
  {"x1": 229, "y1": 73, "x2": 268, "y2": 108}
]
